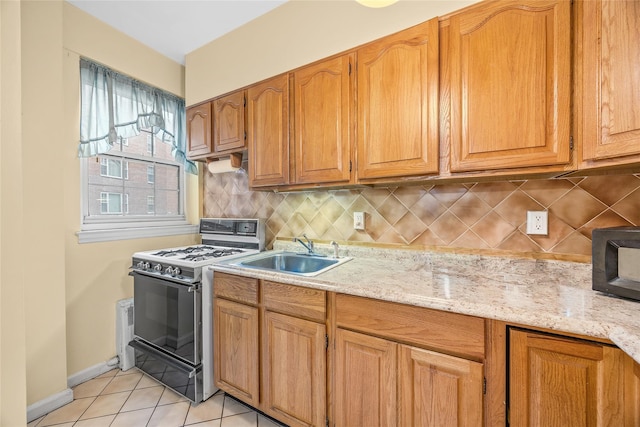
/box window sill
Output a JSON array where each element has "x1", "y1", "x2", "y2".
[{"x1": 76, "y1": 224, "x2": 199, "y2": 244}]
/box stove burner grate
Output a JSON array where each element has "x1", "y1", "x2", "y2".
[
  {"x1": 152, "y1": 245, "x2": 219, "y2": 257},
  {"x1": 182, "y1": 248, "x2": 245, "y2": 262}
]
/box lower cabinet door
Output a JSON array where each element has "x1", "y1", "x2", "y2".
[
  {"x1": 263, "y1": 311, "x2": 326, "y2": 427},
  {"x1": 334, "y1": 328, "x2": 397, "y2": 427},
  {"x1": 213, "y1": 298, "x2": 259, "y2": 407},
  {"x1": 398, "y1": 345, "x2": 484, "y2": 427},
  {"x1": 509, "y1": 328, "x2": 625, "y2": 427},
  {"x1": 626, "y1": 355, "x2": 640, "y2": 426}
]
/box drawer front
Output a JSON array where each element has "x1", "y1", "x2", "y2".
[
  {"x1": 336, "y1": 294, "x2": 485, "y2": 360},
  {"x1": 214, "y1": 272, "x2": 258, "y2": 305},
  {"x1": 263, "y1": 281, "x2": 326, "y2": 322}
]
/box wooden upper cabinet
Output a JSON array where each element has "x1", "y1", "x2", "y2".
[
  {"x1": 186, "y1": 102, "x2": 213, "y2": 159},
  {"x1": 247, "y1": 74, "x2": 290, "y2": 187},
  {"x1": 293, "y1": 54, "x2": 354, "y2": 185},
  {"x1": 356, "y1": 18, "x2": 440, "y2": 181},
  {"x1": 581, "y1": 0, "x2": 640, "y2": 164},
  {"x1": 213, "y1": 90, "x2": 246, "y2": 154},
  {"x1": 448, "y1": 0, "x2": 572, "y2": 172},
  {"x1": 509, "y1": 328, "x2": 625, "y2": 427}
]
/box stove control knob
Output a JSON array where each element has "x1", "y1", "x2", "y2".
[
  {"x1": 164, "y1": 266, "x2": 173, "y2": 275},
  {"x1": 143, "y1": 262, "x2": 151, "y2": 270},
  {"x1": 136, "y1": 261, "x2": 145, "y2": 269},
  {"x1": 173, "y1": 267, "x2": 181, "y2": 276},
  {"x1": 153, "y1": 264, "x2": 162, "y2": 272}
]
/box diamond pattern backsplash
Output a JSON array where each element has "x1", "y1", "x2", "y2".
[{"x1": 203, "y1": 170, "x2": 640, "y2": 257}]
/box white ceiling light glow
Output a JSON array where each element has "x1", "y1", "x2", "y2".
[{"x1": 356, "y1": 0, "x2": 399, "y2": 8}]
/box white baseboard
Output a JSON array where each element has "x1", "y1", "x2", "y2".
[
  {"x1": 67, "y1": 356, "x2": 119, "y2": 388},
  {"x1": 27, "y1": 388, "x2": 73, "y2": 423},
  {"x1": 27, "y1": 357, "x2": 120, "y2": 423}
]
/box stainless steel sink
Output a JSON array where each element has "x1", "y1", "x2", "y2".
[{"x1": 232, "y1": 251, "x2": 351, "y2": 277}]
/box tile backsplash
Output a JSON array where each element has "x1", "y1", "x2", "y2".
[{"x1": 203, "y1": 170, "x2": 640, "y2": 258}]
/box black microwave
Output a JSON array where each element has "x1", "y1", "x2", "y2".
[{"x1": 592, "y1": 227, "x2": 640, "y2": 301}]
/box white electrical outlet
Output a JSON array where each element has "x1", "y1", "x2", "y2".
[
  {"x1": 526, "y1": 211, "x2": 548, "y2": 235},
  {"x1": 353, "y1": 212, "x2": 365, "y2": 230}
]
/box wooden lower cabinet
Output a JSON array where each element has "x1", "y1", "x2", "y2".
[
  {"x1": 625, "y1": 355, "x2": 640, "y2": 427},
  {"x1": 334, "y1": 328, "x2": 484, "y2": 427},
  {"x1": 262, "y1": 311, "x2": 326, "y2": 427},
  {"x1": 212, "y1": 273, "x2": 640, "y2": 427},
  {"x1": 509, "y1": 328, "x2": 628, "y2": 427},
  {"x1": 213, "y1": 273, "x2": 327, "y2": 427},
  {"x1": 334, "y1": 328, "x2": 397, "y2": 427},
  {"x1": 399, "y1": 345, "x2": 484, "y2": 427},
  {"x1": 213, "y1": 298, "x2": 260, "y2": 407}
]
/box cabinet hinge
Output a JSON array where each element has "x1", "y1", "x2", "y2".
[
  {"x1": 243, "y1": 96, "x2": 246, "y2": 107},
  {"x1": 483, "y1": 377, "x2": 486, "y2": 395},
  {"x1": 348, "y1": 62, "x2": 352, "y2": 75},
  {"x1": 325, "y1": 334, "x2": 329, "y2": 350},
  {"x1": 569, "y1": 135, "x2": 574, "y2": 150},
  {"x1": 326, "y1": 417, "x2": 330, "y2": 427},
  {"x1": 349, "y1": 160, "x2": 352, "y2": 172}
]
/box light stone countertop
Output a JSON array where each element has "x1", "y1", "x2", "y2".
[{"x1": 211, "y1": 242, "x2": 640, "y2": 364}]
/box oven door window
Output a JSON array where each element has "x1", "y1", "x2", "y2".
[{"x1": 132, "y1": 272, "x2": 201, "y2": 365}]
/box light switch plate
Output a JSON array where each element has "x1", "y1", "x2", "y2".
[
  {"x1": 526, "y1": 211, "x2": 548, "y2": 235},
  {"x1": 353, "y1": 212, "x2": 365, "y2": 230}
]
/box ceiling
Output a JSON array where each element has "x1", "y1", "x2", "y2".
[{"x1": 66, "y1": 0, "x2": 288, "y2": 65}]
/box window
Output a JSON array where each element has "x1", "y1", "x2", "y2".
[
  {"x1": 84, "y1": 130, "x2": 182, "y2": 221},
  {"x1": 100, "y1": 158, "x2": 128, "y2": 179},
  {"x1": 100, "y1": 192, "x2": 128, "y2": 214},
  {"x1": 146, "y1": 133, "x2": 153, "y2": 154},
  {"x1": 77, "y1": 59, "x2": 197, "y2": 242}
]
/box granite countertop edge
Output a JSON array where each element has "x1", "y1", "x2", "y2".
[{"x1": 210, "y1": 244, "x2": 640, "y2": 364}]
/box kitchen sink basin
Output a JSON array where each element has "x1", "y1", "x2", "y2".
[{"x1": 232, "y1": 251, "x2": 351, "y2": 277}]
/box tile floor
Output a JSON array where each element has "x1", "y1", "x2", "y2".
[{"x1": 28, "y1": 369, "x2": 286, "y2": 427}]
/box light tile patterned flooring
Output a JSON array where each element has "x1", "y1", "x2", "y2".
[{"x1": 28, "y1": 369, "x2": 286, "y2": 427}]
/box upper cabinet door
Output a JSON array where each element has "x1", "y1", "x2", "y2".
[
  {"x1": 581, "y1": 0, "x2": 640, "y2": 162},
  {"x1": 293, "y1": 54, "x2": 354, "y2": 185},
  {"x1": 186, "y1": 102, "x2": 213, "y2": 159},
  {"x1": 356, "y1": 18, "x2": 440, "y2": 181},
  {"x1": 214, "y1": 90, "x2": 246, "y2": 154},
  {"x1": 247, "y1": 74, "x2": 290, "y2": 187},
  {"x1": 448, "y1": 0, "x2": 571, "y2": 172}
]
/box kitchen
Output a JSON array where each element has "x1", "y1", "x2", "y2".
[{"x1": 2, "y1": 0, "x2": 640, "y2": 426}]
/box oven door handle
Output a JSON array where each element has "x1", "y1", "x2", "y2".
[{"x1": 129, "y1": 270, "x2": 200, "y2": 291}]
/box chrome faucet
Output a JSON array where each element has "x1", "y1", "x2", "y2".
[
  {"x1": 330, "y1": 241, "x2": 340, "y2": 259},
  {"x1": 293, "y1": 234, "x2": 315, "y2": 255}
]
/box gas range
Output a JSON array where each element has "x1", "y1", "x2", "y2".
[
  {"x1": 131, "y1": 218, "x2": 265, "y2": 284},
  {"x1": 128, "y1": 218, "x2": 264, "y2": 403}
]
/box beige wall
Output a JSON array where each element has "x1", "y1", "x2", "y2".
[
  {"x1": 1, "y1": 0, "x2": 200, "y2": 411},
  {"x1": 1, "y1": 1, "x2": 28, "y2": 424},
  {"x1": 22, "y1": 0, "x2": 67, "y2": 406},
  {"x1": 185, "y1": 0, "x2": 479, "y2": 105},
  {"x1": 62, "y1": 1, "x2": 200, "y2": 385}
]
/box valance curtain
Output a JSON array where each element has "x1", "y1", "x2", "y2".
[{"x1": 78, "y1": 58, "x2": 197, "y2": 174}]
